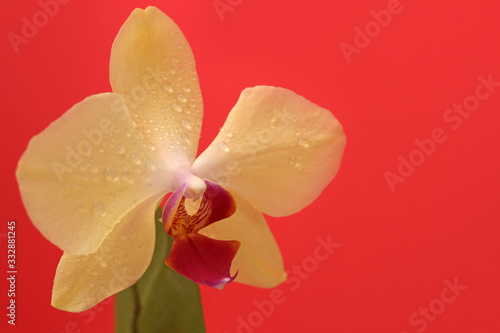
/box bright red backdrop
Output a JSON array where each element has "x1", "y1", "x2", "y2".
[{"x1": 1, "y1": 0, "x2": 499, "y2": 332}]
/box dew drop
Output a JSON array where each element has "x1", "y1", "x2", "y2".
[
  {"x1": 104, "y1": 166, "x2": 116, "y2": 180},
  {"x1": 77, "y1": 205, "x2": 85, "y2": 212},
  {"x1": 148, "y1": 143, "x2": 156, "y2": 151},
  {"x1": 123, "y1": 129, "x2": 131, "y2": 137},
  {"x1": 181, "y1": 119, "x2": 192, "y2": 130},
  {"x1": 121, "y1": 172, "x2": 131, "y2": 181},
  {"x1": 289, "y1": 157, "x2": 298, "y2": 165},
  {"x1": 92, "y1": 200, "x2": 105, "y2": 216},
  {"x1": 298, "y1": 138, "x2": 311, "y2": 148},
  {"x1": 91, "y1": 270, "x2": 98, "y2": 276},
  {"x1": 177, "y1": 93, "x2": 188, "y2": 103},
  {"x1": 129, "y1": 153, "x2": 140, "y2": 164},
  {"x1": 145, "y1": 159, "x2": 156, "y2": 170},
  {"x1": 115, "y1": 144, "x2": 125, "y2": 154},
  {"x1": 98, "y1": 283, "x2": 104, "y2": 289},
  {"x1": 140, "y1": 171, "x2": 148, "y2": 179},
  {"x1": 182, "y1": 84, "x2": 191, "y2": 92},
  {"x1": 182, "y1": 134, "x2": 190, "y2": 143},
  {"x1": 218, "y1": 176, "x2": 228, "y2": 185},
  {"x1": 99, "y1": 259, "x2": 107, "y2": 268},
  {"x1": 89, "y1": 282, "x2": 95, "y2": 287},
  {"x1": 218, "y1": 142, "x2": 230, "y2": 152},
  {"x1": 168, "y1": 66, "x2": 176, "y2": 74},
  {"x1": 171, "y1": 55, "x2": 179, "y2": 63},
  {"x1": 146, "y1": 183, "x2": 153, "y2": 188},
  {"x1": 172, "y1": 103, "x2": 182, "y2": 112},
  {"x1": 162, "y1": 82, "x2": 174, "y2": 93}
]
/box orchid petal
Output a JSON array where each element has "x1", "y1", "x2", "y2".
[
  {"x1": 193, "y1": 86, "x2": 346, "y2": 217},
  {"x1": 110, "y1": 6, "x2": 203, "y2": 166},
  {"x1": 51, "y1": 195, "x2": 160, "y2": 312},
  {"x1": 16, "y1": 93, "x2": 171, "y2": 255},
  {"x1": 199, "y1": 192, "x2": 286, "y2": 288}
]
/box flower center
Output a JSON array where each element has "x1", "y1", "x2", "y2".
[{"x1": 175, "y1": 171, "x2": 206, "y2": 201}]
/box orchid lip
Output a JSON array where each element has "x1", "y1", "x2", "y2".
[{"x1": 162, "y1": 179, "x2": 240, "y2": 288}]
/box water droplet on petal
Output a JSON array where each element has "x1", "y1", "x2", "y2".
[
  {"x1": 104, "y1": 166, "x2": 116, "y2": 181},
  {"x1": 218, "y1": 142, "x2": 230, "y2": 152},
  {"x1": 99, "y1": 259, "x2": 107, "y2": 268},
  {"x1": 121, "y1": 172, "x2": 131, "y2": 181},
  {"x1": 89, "y1": 164, "x2": 98, "y2": 173},
  {"x1": 145, "y1": 159, "x2": 156, "y2": 170},
  {"x1": 182, "y1": 134, "x2": 190, "y2": 143},
  {"x1": 172, "y1": 103, "x2": 182, "y2": 112},
  {"x1": 123, "y1": 129, "x2": 131, "y2": 137},
  {"x1": 115, "y1": 144, "x2": 125, "y2": 154},
  {"x1": 289, "y1": 157, "x2": 297, "y2": 165},
  {"x1": 92, "y1": 200, "x2": 105, "y2": 216},
  {"x1": 89, "y1": 282, "x2": 95, "y2": 287},
  {"x1": 91, "y1": 270, "x2": 98, "y2": 276},
  {"x1": 218, "y1": 176, "x2": 228, "y2": 185},
  {"x1": 181, "y1": 119, "x2": 192, "y2": 130},
  {"x1": 129, "y1": 153, "x2": 140, "y2": 164},
  {"x1": 162, "y1": 82, "x2": 173, "y2": 93},
  {"x1": 182, "y1": 84, "x2": 191, "y2": 92},
  {"x1": 298, "y1": 138, "x2": 311, "y2": 148},
  {"x1": 177, "y1": 93, "x2": 188, "y2": 103}
]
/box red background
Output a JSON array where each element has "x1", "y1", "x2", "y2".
[{"x1": 1, "y1": 0, "x2": 499, "y2": 332}]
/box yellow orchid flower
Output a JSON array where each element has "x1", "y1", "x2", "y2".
[{"x1": 16, "y1": 6, "x2": 346, "y2": 312}]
